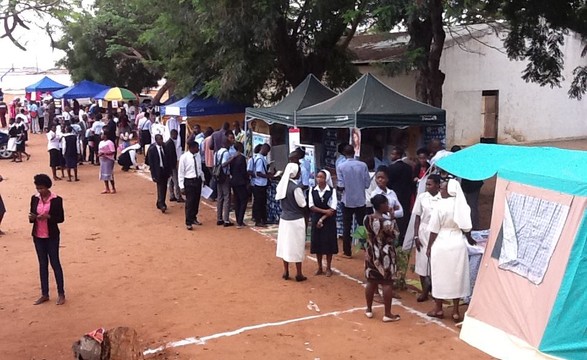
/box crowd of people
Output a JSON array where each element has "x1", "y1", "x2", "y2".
[{"x1": 1, "y1": 97, "x2": 480, "y2": 323}]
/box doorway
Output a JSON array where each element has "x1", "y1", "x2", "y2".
[{"x1": 481, "y1": 90, "x2": 499, "y2": 143}]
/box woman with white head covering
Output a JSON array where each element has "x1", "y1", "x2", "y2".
[
  {"x1": 426, "y1": 178, "x2": 477, "y2": 322},
  {"x1": 275, "y1": 163, "x2": 308, "y2": 281},
  {"x1": 309, "y1": 169, "x2": 338, "y2": 277}
]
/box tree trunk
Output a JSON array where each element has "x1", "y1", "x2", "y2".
[{"x1": 427, "y1": 0, "x2": 446, "y2": 107}]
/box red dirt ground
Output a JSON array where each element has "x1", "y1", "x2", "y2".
[{"x1": 2, "y1": 135, "x2": 583, "y2": 359}]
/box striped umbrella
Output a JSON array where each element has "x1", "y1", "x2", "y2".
[{"x1": 94, "y1": 87, "x2": 138, "y2": 101}]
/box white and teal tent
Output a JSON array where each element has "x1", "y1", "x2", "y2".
[{"x1": 436, "y1": 144, "x2": 587, "y2": 360}]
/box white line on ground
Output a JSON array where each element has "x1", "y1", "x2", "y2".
[
  {"x1": 143, "y1": 305, "x2": 384, "y2": 356},
  {"x1": 134, "y1": 170, "x2": 457, "y2": 356}
]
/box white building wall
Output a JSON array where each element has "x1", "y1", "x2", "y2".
[
  {"x1": 356, "y1": 65, "x2": 416, "y2": 100},
  {"x1": 440, "y1": 31, "x2": 587, "y2": 145}
]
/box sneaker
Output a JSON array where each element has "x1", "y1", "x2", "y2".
[
  {"x1": 186, "y1": 225, "x2": 193, "y2": 231},
  {"x1": 193, "y1": 219, "x2": 202, "y2": 226}
]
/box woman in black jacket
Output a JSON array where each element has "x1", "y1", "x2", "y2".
[{"x1": 28, "y1": 174, "x2": 66, "y2": 305}]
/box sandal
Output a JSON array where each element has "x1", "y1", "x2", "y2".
[
  {"x1": 325, "y1": 269, "x2": 333, "y2": 277},
  {"x1": 101, "y1": 190, "x2": 111, "y2": 194},
  {"x1": 383, "y1": 314, "x2": 401, "y2": 322},
  {"x1": 426, "y1": 311, "x2": 444, "y2": 319},
  {"x1": 452, "y1": 313, "x2": 461, "y2": 323},
  {"x1": 314, "y1": 269, "x2": 324, "y2": 276},
  {"x1": 34, "y1": 296, "x2": 50, "y2": 305}
]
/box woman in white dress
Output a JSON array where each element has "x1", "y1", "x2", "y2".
[
  {"x1": 426, "y1": 179, "x2": 476, "y2": 322},
  {"x1": 275, "y1": 163, "x2": 308, "y2": 281},
  {"x1": 412, "y1": 174, "x2": 441, "y2": 302}
]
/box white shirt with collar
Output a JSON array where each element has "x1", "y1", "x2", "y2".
[
  {"x1": 178, "y1": 151, "x2": 205, "y2": 189},
  {"x1": 155, "y1": 144, "x2": 165, "y2": 168},
  {"x1": 308, "y1": 184, "x2": 338, "y2": 210},
  {"x1": 371, "y1": 186, "x2": 404, "y2": 218},
  {"x1": 47, "y1": 130, "x2": 61, "y2": 151}
]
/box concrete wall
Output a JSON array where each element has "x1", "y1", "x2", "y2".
[
  {"x1": 357, "y1": 30, "x2": 587, "y2": 146},
  {"x1": 441, "y1": 30, "x2": 586, "y2": 145}
]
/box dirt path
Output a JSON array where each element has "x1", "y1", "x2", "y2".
[{"x1": 11, "y1": 134, "x2": 582, "y2": 359}]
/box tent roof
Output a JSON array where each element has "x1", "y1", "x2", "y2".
[
  {"x1": 52, "y1": 80, "x2": 110, "y2": 99},
  {"x1": 436, "y1": 144, "x2": 587, "y2": 196},
  {"x1": 295, "y1": 73, "x2": 445, "y2": 128},
  {"x1": 161, "y1": 94, "x2": 247, "y2": 117},
  {"x1": 25, "y1": 76, "x2": 67, "y2": 93},
  {"x1": 245, "y1": 74, "x2": 337, "y2": 126}
]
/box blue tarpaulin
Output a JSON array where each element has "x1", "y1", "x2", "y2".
[
  {"x1": 52, "y1": 80, "x2": 110, "y2": 99},
  {"x1": 435, "y1": 144, "x2": 587, "y2": 196},
  {"x1": 161, "y1": 94, "x2": 247, "y2": 117},
  {"x1": 25, "y1": 76, "x2": 67, "y2": 93}
]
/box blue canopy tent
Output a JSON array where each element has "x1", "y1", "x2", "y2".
[
  {"x1": 161, "y1": 94, "x2": 247, "y2": 117},
  {"x1": 161, "y1": 94, "x2": 248, "y2": 141},
  {"x1": 25, "y1": 76, "x2": 67, "y2": 93},
  {"x1": 52, "y1": 80, "x2": 110, "y2": 99}
]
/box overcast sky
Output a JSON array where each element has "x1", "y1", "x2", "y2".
[{"x1": 0, "y1": 26, "x2": 65, "y2": 70}]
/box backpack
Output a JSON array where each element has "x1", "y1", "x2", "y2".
[{"x1": 213, "y1": 149, "x2": 228, "y2": 183}]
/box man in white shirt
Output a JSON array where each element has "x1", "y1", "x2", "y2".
[
  {"x1": 127, "y1": 100, "x2": 137, "y2": 124},
  {"x1": 251, "y1": 144, "x2": 273, "y2": 227},
  {"x1": 137, "y1": 110, "x2": 151, "y2": 153},
  {"x1": 47, "y1": 124, "x2": 64, "y2": 180},
  {"x1": 166, "y1": 116, "x2": 179, "y2": 134},
  {"x1": 179, "y1": 140, "x2": 205, "y2": 230}
]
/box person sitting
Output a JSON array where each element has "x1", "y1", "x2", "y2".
[{"x1": 118, "y1": 136, "x2": 141, "y2": 171}]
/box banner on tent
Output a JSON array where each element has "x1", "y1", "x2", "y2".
[
  {"x1": 288, "y1": 128, "x2": 300, "y2": 153},
  {"x1": 350, "y1": 127, "x2": 361, "y2": 158}
]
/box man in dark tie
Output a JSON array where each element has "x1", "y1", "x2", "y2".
[
  {"x1": 179, "y1": 140, "x2": 205, "y2": 230},
  {"x1": 147, "y1": 134, "x2": 171, "y2": 213}
]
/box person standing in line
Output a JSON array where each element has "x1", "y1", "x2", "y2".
[
  {"x1": 252, "y1": 143, "x2": 272, "y2": 227},
  {"x1": 233, "y1": 121, "x2": 245, "y2": 144},
  {"x1": 309, "y1": 169, "x2": 338, "y2": 277},
  {"x1": 91, "y1": 113, "x2": 106, "y2": 166},
  {"x1": 412, "y1": 174, "x2": 441, "y2": 302},
  {"x1": 165, "y1": 129, "x2": 183, "y2": 203},
  {"x1": 166, "y1": 116, "x2": 179, "y2": 136},
  {"x1": 29, "y1": 174, "x2": 66, "y2": 305},
  {"x1": 61, "y1": 125, "x2": 80, "y2": 182},
  {"x1": 203, "y1": 128, "x2": 216, "y2": 198},
  {"x1": 337, "y1": 145, "x2": 371, "y2": 258},
  {"x1": 386, "y1": 146, "x2": 415, "y2": 246},
  {"x1": 147, "y1": 134, "x2": 171, "y2": 213},
  {"x1": 198, "y1": 127, "x2": 213, "y2": 187},
  {"x1": 215, "y1": 132, "x2": 235, "y2": 226},
  {"x1": 230, "y1": 142, "x2": 249, "y2": 229},
  {"x1": 179, "y1": 139, "x2": 205, "y2": 230},
  {"x1": 98, "y1": 131, "x2": 117, "y2": 194},
  {"x1": 210, "y1": 122, "x2": 230, "y2": 153},
  {"x1": 137, "y1": 110, "x2": 151, "y2": 154},
  {"x1": 426, "y1": 179, "x2": 476, "y2": 322},
  {"x1": 47, "y1": 124, "x2": 64, "y2": 180},
  {"x1": 29, "y1": 101, "x2": 40, "y2": 134},
  {"x1": 275, "y1": 163, "x2": 308, "y2": 282},
  {"x1": 363, "y1": 194, "x2": 401, "y2": 322}
]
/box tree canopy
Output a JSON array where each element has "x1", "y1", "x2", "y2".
[{"x1": 51, "y1": 0, "x2": 586, "y2": 104}]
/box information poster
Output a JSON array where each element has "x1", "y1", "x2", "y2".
[
  {"x1": 300, "y1": 144, "x2": 316, "y2": 188},
  {"x1": 323, "y1": 128, "x2": 338, "y2": 169},
  {"x1": 349, "y1": 127, "x2": 361, "y2": 158},
  {"x1": 252, "y1": 131, "x2": 271, "y2": 162},
  {"x1": 288, "y1": 128, "x2": 301, "y2": 153}
]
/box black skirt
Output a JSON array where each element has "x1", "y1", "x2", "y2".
[
  {"x1": 140, "y1": 130, "x2": 151, "y2": 146},
  {"x1": 310, "y1": 214, "x2": 338, "y2": 255},
  {"x1": 49, "y1": 149, "x2": 61, "y2": 168}
]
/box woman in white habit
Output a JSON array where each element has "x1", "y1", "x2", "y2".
[
  {"x1": 426, "y1": 179, "x2": 476, "y2": 322},
  {"x1": 275, "y1": 163, "x2": 308, "y2": 282}
]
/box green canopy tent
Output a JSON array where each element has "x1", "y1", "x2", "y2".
[
  {"x1": 245, "y1": 74, "x2": 336, "y2": 126},
  {"x1": 295, "y1": 73, "x2": 445, "y2": 128}
]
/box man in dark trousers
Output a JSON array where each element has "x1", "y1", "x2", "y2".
[
  {"x1": 386, "y1": 146, "x2": 414, "y2": 245},
  {"x1": 147, "y1": 134, "x2": 171, "y2": 213},
  {"x1": 179, "y1": 139, "x2": 205, "y2": 230},
  {"x1": 165, "y1": 129, "x2": 183, "y2": 202}
]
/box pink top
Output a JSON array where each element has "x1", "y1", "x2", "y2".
[
  {"x1": 98, "y1": 140, "x2": 116, "y2": 161},
  {"x1": 35, "y1": 192, "x2": 57, "y2": 238}
]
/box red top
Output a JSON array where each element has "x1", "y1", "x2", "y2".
[{"x1": 35, "y1": 192, "x2": 56, "y2": 238}]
